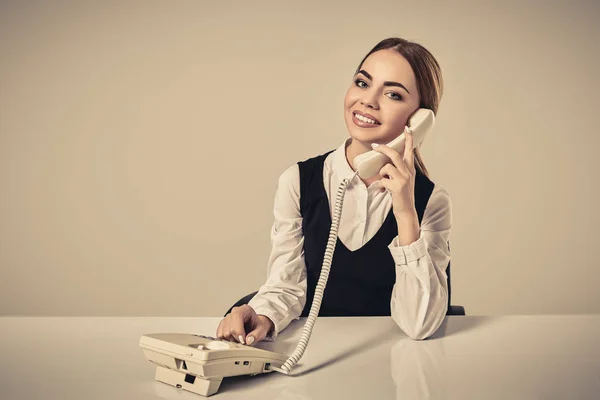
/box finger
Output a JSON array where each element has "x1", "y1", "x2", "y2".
[
  {"x1": 371, "y1": 143, "x2": 407, "y2": 174},
  {"x1": 403, "y1": 126, "x2": 413, "y2": 160},
  {"x1": 216, "y1": 318, "x2": 225, "y2": 339},
  {"x1": 246, "y1": 321, "x2": 271, "y2": 346},
  {"x1": 229, "y1": 307, "x2": 248, "y2": 344},
  {"x1": 218, "y1": 316, "x2": 232, "y2": 339},
  {"x1": 379, "y1": 163, "x2": 404, "y2": 181},
  {"x1": 222, "y1": 316, "x2": 234, "y2": 341},
  {"x1": 379, "y1": 177, "x2": 390, "y2": 193},
  {"x1": 403, "y1": 126, "x2": 415, "y2": 172}
]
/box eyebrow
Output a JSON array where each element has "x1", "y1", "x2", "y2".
[{"x1": 357, "y1": 69, "x2": 410, "y2": 94}]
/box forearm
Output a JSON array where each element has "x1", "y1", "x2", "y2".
[
  {"x1": 388, "y1": 233, "x2": 449, "y2": 340},
  {"x1": 388, "y1": 187, "x2": 452, "y2": 340},
  {"x1": 249, "y1": 286, "x2": 306, "y2": 341},
  {"x1": 391, "y1": 270, "x2": 448, "y2": 340},
  {"x1": 395, "y1": 210, "x2": 420, "y2": 246}
]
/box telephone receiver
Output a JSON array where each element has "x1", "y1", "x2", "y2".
[{"x1": 353, "y1": 108, "x2": 435, "y2": 179}]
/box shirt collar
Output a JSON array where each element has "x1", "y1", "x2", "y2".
[{"x1": 330, "y1": 137, "x2": 382, "y2": 188}]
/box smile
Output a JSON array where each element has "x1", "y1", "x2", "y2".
[{"x1": 352, "y1": 112, "x2": 381, "y2": 127}]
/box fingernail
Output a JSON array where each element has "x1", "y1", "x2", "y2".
[
  {"x1": 238, "y1": 335, "x2": 245, "y2": 344},
  {"x1": 247, "y1": 336, "x2": 255, "y2": 345},
  {"x1": 371, "y1": 143, "x2": 379, "y2": 148}
]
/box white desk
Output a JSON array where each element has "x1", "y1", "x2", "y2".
[{"x1": 1, "y1": 316, "x2": 599, "y2": 399}]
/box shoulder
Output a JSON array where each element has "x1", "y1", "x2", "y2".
[
  {"x1": 422, "y1": 183, "x2": 452, "y2": 230},
  {"x1": 297, "y1": 149, "x2": 335, "y2": 166},
  {"x1": 430, "y1": 184, "x2": 451, "y2": 208},
  {"x1": 274, "y1": 149, "x2": 336, "y2": 203},
  {"x1": 271, "y1": 164, "x2": 302, "y2": 217},
  {"x1": 276, "y1": 163, "x2": 300, "y2": 195}
]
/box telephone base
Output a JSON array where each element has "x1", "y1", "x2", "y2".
[
  {"x1": 140, "y1": 333, "x2": 291, "y2": 397},
  {"x1": 154, "y1": 365, "x2": 222, "y2": 397}
]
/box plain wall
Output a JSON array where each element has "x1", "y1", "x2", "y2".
[{"x1": 1, "y1": 0, "x2": 599, "y2": 317}]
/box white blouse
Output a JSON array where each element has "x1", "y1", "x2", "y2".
[{"x1": 248, "y1": 137, "x2": 452, "y2": 340}]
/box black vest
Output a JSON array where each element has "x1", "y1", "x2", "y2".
[{"x1": 297, "y1": 149, "x2": 450, "y2": 317}]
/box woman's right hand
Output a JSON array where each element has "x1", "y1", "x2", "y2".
[{"x1": 216, "y1": 304, "x2": 274, "y2": 346}]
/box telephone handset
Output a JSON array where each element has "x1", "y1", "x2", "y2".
[
  {"x1": 353, "y1": 108, "x2": 435, "y2": 179},
  {"x1": 140, "y1": 110, "x2": 436, "y2": 397}
]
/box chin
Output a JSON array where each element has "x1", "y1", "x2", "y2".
[
  {"x1": 347, "y1": 125, "x2": 384, "y2": 144},
  {"x1": 343, "y1": 118, "x2": 372, "y2": 141}
]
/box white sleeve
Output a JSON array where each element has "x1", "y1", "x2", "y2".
[
  {"x1": 247, "y1": 164, "x2": 307, "y2": 341},
  {"x1": 387, "y1": 185, "x2": 452, "y2": 340}
]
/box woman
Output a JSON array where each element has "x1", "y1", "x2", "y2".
[{"x1": 216, "y1": 37, "x2": 451, "y2": 344}]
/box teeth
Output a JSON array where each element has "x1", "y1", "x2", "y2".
[{"x1": 354, "y1": 112, "x2": 378, "y2": 124}]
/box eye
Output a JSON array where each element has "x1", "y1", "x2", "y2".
[
  {"x1": 387, "y1": 92, "x2": 402, "y2": 101},
  {"x1": 354, "y1": 78, "x2": 367, "y2": 88},
  {"x1": 355, "y1": 78, "x2": 403, "y2": 101}
]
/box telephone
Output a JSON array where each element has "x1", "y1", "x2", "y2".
[
  {"x1": 139, "y1": 108, "x2": 435, "y2": 396},
  {"x1": 353, "y1": 108, "x2": 435, "y2": 179}
]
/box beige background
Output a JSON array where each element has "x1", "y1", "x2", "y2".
[{"x1": 1, "y1": 0, "x2": 598, "y2": 317}]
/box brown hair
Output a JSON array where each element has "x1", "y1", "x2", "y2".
[{"x1": 354, "y1": 37, "x2": 444, "y2": 179}]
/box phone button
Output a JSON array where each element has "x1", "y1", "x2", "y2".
[{"x1": 205, "y1": 340, "x2": 233, "y2": 350}]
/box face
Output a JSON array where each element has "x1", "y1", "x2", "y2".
[{"x1": 343, "y1": 49, "x2": 420, "y2": 145}]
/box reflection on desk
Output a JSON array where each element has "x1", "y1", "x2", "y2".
[
  {"x1": 1, "y1": 315, "x2": 599, "y2": 399},
  {"x1": 392, "y1": 317, "x2": 599, "y2": 399}
]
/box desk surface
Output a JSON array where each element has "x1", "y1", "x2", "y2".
[{"x1": 1, "y1": 315, "x2": 599, "y2": 399}]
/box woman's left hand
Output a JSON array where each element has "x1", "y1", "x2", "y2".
[{"x1": 371, "y1": 126, "x2": 417, "y2": 219}]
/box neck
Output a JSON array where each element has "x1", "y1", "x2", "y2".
[{"x1": 345, "y1": 138, "x2": 372, "y2": 171}]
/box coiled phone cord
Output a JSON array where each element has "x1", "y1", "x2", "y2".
[{"x1": 272, "y1": 169, "x2": 360, "y2": 375}]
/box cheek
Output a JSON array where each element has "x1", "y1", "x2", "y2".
[
  {"x1": 344, "y1": 87, "x2": 361, "y2": 107},
  {"x1": 382, "y1": 116, "x2": 409, "y2": 135},
  {"x1": 343, "y1": 92, "x2": 353, "y2": 109},
  {"x1": 389, "y1": 110, "x2": 412, "y2": 129}
]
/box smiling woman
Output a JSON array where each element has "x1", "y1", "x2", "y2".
[
  {"x1": 217, "y1": 37, "x2": 453, "y2": 344},
  {"x1": 345, "y1": 38, "x2": 444, "y2": 181}
]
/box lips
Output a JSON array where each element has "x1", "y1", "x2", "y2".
[{"x1": 353, "y1": 110, "x2": 380, "y2": 124}]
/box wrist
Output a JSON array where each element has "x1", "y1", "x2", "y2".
[
  {"x1": 257, "y1": 314, "x2": 275, "y2": 334},
  {"x1": 395, "y1": 210, "x2": 420, "y2": 246},
  {"x1": 393, "y1": 209, "x2": 418, "y2": 222}
]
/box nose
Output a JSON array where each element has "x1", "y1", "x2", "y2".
[{"x1": 360, "y1": 93, "x2": 378, "y2": 109}]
